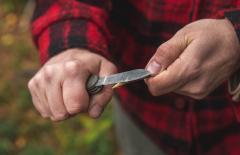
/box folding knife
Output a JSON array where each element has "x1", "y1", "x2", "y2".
[{"x1": 87, "y1": 69, "x2": 151, "y2": 94}]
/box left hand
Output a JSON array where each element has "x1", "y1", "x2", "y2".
[{"x1": 145, "y1": 19, "x2": 240, "y2": 99}]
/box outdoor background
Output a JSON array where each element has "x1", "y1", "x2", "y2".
[{"x1": 0, "y1": 0, "x2": 118, "y2": 155}]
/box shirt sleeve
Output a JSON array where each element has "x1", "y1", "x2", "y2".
[
  {"x1": 31, "y1": 0, "x2": 112, "y2": 64},
  {"x1": 218, "y1": 9, "x2": 240, "y2": 102}
]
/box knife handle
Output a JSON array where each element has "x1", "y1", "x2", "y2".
[{"x1": 86, "y1": 75, "x2": 103, "y2": 95}]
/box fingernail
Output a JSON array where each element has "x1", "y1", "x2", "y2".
[
  {"x1": 89, "y1": 105, "x2": 102, "y2": 118},
  {"x1": 146, "y1": 61, "x2": 162, "y2": 75}
]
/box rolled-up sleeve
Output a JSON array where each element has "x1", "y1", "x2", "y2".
[{"x1": 31, "y1": 0, "x2": 112, "y2": 64}]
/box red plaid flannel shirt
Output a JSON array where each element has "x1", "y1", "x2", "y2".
[{"x1": 32, "y1": 0, "x2": 240, "y2": 154}]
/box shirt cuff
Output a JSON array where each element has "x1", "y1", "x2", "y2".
[
  {"x1": 36, "y1": 19, "x2": 111, "y2": 64},
  {"x1": 223, "y1": 9, "x2": 240, "y2": 101}
]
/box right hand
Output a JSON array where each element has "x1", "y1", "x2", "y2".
[{"x1": 28, "y1": 48, "x2": 117, "y2": 121}]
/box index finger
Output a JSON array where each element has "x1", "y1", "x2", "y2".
[{"x1": 88, "y1": 59, "x2": 117, "y2": 118}]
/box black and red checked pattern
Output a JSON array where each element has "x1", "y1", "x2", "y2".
[{"x1": 31, "y1": 0, "x2": 240, "y2": 155}]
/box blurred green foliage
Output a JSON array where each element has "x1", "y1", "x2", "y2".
[{"x1": 0, "y1": 1, "x2": 118, "y2": 155}]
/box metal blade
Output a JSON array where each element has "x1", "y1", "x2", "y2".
[{"x1": 95, "y1": 69, "x2": 151, "y2": 87}]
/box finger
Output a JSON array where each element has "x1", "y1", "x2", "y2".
[
  {"x1": 43, "y1": 65, "x2": 69, "y2": 121},
  {"x1": 170, "y1": 38, "x2": 209, "y2": 99},
  {"x1": 88, "y1": 59, "x2": 117, "y2": 118},
  {"x1": 145, "y1": 32, "x2": 187, "y2": 75},
  {"x1": 62, "y1": 61, "x2": 90, "y2": 115},
  {"x1": 145, "y1": 38, "x2": 202, "y2": 96},
  {"x1": 174, "y1": 81, "x2": 206, "y2": 100},
  {"x1": 175, "y1": 75, "x2": 216, "y2": 100},
  {"x1": 28, "y1": 79, "x2": 49, "y2": 118},
  {"x1": 88, "y1": 86, "x2": 113, "y2": 118},
  {"x1": 33, "y1": 72, "x2": 54, "y2": 117}
]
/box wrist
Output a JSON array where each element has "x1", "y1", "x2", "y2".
[{"x1": 45, "y1": 48, "x2": 96, "y2": 65}]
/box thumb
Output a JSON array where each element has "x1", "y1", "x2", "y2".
[{"x1": 146, "y1": 33, "x2": 188, "y2": 75}]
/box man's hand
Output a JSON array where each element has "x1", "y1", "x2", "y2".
[
  {"x1": 28, "y1": 49, "x2": 117, "y2": 121},
  {"x1": 145, "y1": 19, "x2": 240, "y2": 99}
]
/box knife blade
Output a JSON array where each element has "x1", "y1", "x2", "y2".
[{"x1": 87, "y1": 69, "x2": 151, "y2": 94}]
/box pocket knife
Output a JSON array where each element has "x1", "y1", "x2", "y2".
[{"x1": 87, "y1": 69, "x2": 151, "y2": 94}]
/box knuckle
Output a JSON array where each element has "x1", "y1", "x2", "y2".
[
  {"x1": 189, "y1": 67, "x2": 200, "y2": 79},
  {"x1": 66, "y1": 102, "x2": 87, "y2": 114},
  {"x1": 52, "y1": 113, "x2": 68, "y2": 121},
  {"x1": 175, "y1": 28, "x2": 186, "y2": 37},
  {"x1": 155, "y1": 44, "x2": 175, "y2": 63},
  {"x1": 64, "y1": 61, "x2": 81, "y2": 76},
  {"x1": 150, "y1": 91, "x2": 159, "y2": 96},
  {"x1": 40, "y1": 113, "x2": 49, "y2": 119},
  {"x1": 191, "y1": 93, "x2": 207, "y2": 100},
  {"x1": 196, "y1": 85, "x2": 206, "y2": 95},
  {"x1": 29, "y1": 73, "x2": 42, "y2": 88},
  {"x1": 64, "y1": 90, "x2": 88, "y2": 114},
  {"x1": 147, "y1": 83, "x2": 159, "y2": 96},
  {"x1": 189, "y1": 85, "x2": 207, "y2": 99},
  {"x1": 34, "y1": 73, "x2": 42, "y2": 85},
  {"x1": 28, "y1": 79, "x2": 35, "y2": 89},
  {"x1": 159, "y1": 43, "x2": 172, "y2": 52},
  {"x1": 67, "y1": 106, "x2": 85, "y2": 115},
  {"x1": 43, "y1": 65, "x2": 54, "y2": 81},
  {"x1": 104, "y1": 87, "x2": 114, "y2": 98},
  {"x1": 185, "y1": 63, "x2": 201, "y2": 80}
]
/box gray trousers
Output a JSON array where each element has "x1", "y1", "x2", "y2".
[{"x1": 113, "y1": 98, "x2": 166, "y2": 155}]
